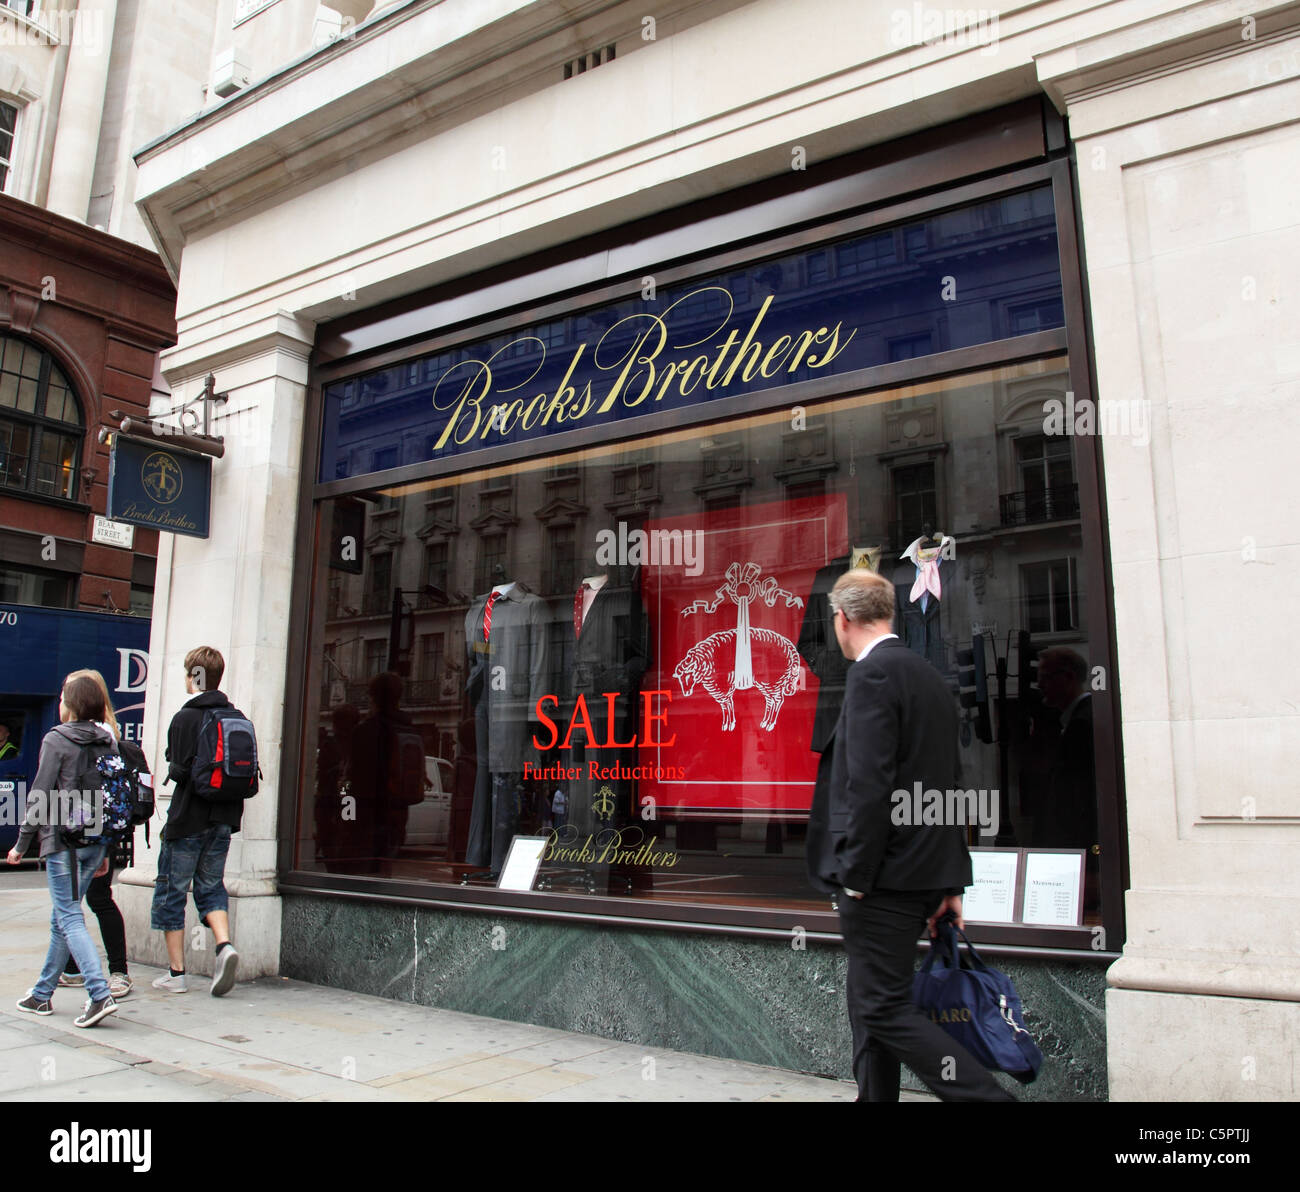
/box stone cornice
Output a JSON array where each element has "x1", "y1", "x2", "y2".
[
  {"x1": 158, "y1": 310, "x2": 317, "y2": 385},
  {"x1": 131, "y1": 0, "x2": 686, "y2": 277},
  {"x1": 1036, "y1": 0, "x2": 1300, "y2": 113}
]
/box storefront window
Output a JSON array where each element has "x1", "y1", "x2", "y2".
[{"x1": 298, "y1": 354, "x2": 1104, "y2": 923}]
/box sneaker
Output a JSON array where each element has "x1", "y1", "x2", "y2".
[
  {"x1": 57, "y1": 973, "x2": 85, "y2": 988},
  {"x1": 16, "y1": 992, "x2": 53, "y2": 1015},
  {"x1": 108, "y1": 972, "x2": 133, "y2": 999},
  {"x1": 151, "y1": 972, "x2": 189, "y2": 993},
  {"x1": 74, "y1": 995, "x2": 118, "y2": 1029},
  {"x1": 210, "y1": 946, "x2": 239, "y2": 997}
]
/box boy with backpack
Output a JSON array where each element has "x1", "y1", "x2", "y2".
[{"x1": 150, "y1": 646, "x2": 258, "y2": 997}]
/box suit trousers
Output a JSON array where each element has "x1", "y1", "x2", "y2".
[{"x1": 839, "y1": 888, "x2": 1015, "y2": 1102}]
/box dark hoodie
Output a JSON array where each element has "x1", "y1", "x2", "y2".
[
  {"x1": 14, "y1": 722, "x2": 119, "y2": 859},
  {"x1": 162, "y1": 690, "x2": 244, "y2": 841}
]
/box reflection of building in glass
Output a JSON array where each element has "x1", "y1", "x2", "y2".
[{"x1": 311, "y1": 356, "x2": 1091, "y2": 877}]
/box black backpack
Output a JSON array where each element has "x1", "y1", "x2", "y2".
[
  {"x1": 54, "y1": 732, "x2": 132, "y2": 898},
  {"x1": 112, "y1": 738, "x2": 154, "y2": 869},
  {"x1": 190, "y1": 705, "x2": 260, "y2": 801}
]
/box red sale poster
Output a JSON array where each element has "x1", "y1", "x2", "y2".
[{"x1": 638, "y1": 494, "x2": 848, "y2": 816}]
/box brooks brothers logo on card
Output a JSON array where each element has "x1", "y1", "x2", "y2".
[
  {"x1": 544, "y1": 824, "x2": 681, "y2": 869},
  {"x1": 107, "y1": 435, "x2": 211, "y2": 539}
]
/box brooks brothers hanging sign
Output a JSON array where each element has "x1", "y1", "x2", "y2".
[
  {"x1": 319, "y1": 188, "x2": 1066, "y2": 480},
  {"x1": 107, "y1": 435, "x2": 212, "y2": 539}
]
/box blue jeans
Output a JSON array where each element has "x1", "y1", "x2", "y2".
[
  {"x1": 150, "y1": 824, "x2": 232, "y2": 932},
  {"x1": 34, "y1": 844, "x2": 110, "y2": 1003}
]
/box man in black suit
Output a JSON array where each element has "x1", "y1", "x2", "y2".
[{"x1": 807, "y1": 568, "x2": 1013, "y2": 1102}]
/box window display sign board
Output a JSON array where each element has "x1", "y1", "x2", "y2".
[
  {"x1": 107, "y1": 435, "x2": 211, "y2": 539},
  {"x1": 963, "y1": 849, "x2": 1021, "y2": 923},
  {"x1": 1021, "y1": 849, "x2": 1086, "y2": 926},
  {"x1": 638, "y1": 493, "x2": 848, "y2": 816},
  {"x1": 497, "y1": 835, "x2": 549, "y2": 892}
]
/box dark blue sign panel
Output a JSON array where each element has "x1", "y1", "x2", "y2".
[
  {"x1": 321, "y1": 186, "x2": 1064, "y2": 483},
  {"x1": 108, "y1": 435, "x2": 211, "y2": 538},
  {"x1": 0, "y1": 605, "x2": 151, "y2": 853}
]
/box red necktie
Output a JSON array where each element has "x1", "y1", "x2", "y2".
[
  {"x1": 482, "y1": 591, "x2": 500, "y2": 642},
  {"x1": 573, "y1": 584, "x2": 590, "y2": 638}
]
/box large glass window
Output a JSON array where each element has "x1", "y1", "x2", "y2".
[
  {"x1": 298, "y1": 356, "x2": 1105, "y2": 923},
  {"x1": 0, "y1": 564, "x2": 74, "y2": 609},
  {"x1": 0, "y1": 335, "x2": 82, "y2": 499}
]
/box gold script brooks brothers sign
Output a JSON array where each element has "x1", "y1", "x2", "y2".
[{"x1": 428, "y1": 287, "x2": 856, "y2": 451}]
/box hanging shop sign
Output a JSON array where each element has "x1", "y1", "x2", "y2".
[{"x1": 107, "y1": 435, "x2": 212, "y2": 539}]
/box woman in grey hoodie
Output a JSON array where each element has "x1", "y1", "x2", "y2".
[{"x1": 5, "y1": 672, "x2": 121, "y2": 1028}]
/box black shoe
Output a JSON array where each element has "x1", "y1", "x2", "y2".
[
  {"x1": 74, "y1": 995, "x2": 119, "y2": 1028},
  {"x1": 16, "y1": 993, "x2": 53, "y2": 1015}
]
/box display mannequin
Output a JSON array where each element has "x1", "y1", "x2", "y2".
[
  {"x1": 798, "y1": 546, "x2": 886, "y2": 752},
  {"x1": 464, "y1": 571, "x2": 550, "y2": 873},
  {"x1": 892, "y1": 524, "x2": 956, "y2": 672},
  {"x1": 551, "y1": 554, "x2": 650, "y2": 889}
]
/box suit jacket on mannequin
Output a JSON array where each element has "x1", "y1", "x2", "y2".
[
  {"x1": 890, "y1": 557, "x2": 955, "y2": 674},
  {"x1": 463, "y1": 583, "x2": 550, "y2": 871},
  {"x1": 463, "y1": 583, "x2": 551, "y2": 773},
  {"x1": 561, "y1": 576, "x2": 651, "y2": 845},
  {"x1": 797, "y1": 556, "x2": 851, "y2": 755}
]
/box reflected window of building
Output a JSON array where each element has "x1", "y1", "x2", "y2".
[
  {"x1": 890, "y1": 461, "x2": 938, "y2": 546},
  {"x1": 1009, "y1": 298, "x2": 1066, "y2": 335},
  {"x1": 364, "y1": 551, "x2": 392, "y2": 615},
  {"x1": 419, "y1": 633, "x2": 444, "y2": 684},
  {"x1": 546, "y1": 525, "x2": 577, "y2": 596},
  {"x1": 475, "y1": 531, "x2": 507, "y2": 592},
  {"x1": 836, "y1": 229, "x2": 896, "y2": 274},
  {"x1": 1022, "y1": 557, "x2": 1078, "y2": 634},
  {"x1": 1014, "y1": 434, "x2": 1077, "y2": 524},
  {"x1": 889, "y1": 332, "x2": 933, "y2": 362},
  {"x1": 423, "y1": 541, "x2": 449, "y2": 593}
]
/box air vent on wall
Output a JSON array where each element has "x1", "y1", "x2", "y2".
[{"x1": 563, "y1": 43, "x2": 615, "y2": 79}]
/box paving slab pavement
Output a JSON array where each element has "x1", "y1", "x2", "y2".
[{"x1": 1, "y1": 885, "x2": 919, "y2": 1103}]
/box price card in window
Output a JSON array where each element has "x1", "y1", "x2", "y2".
[
  {"x1": 497, "y1": 835, "x2": 549, "y2": 892},
  {"x1": 1021, "y1": 850, "x2": 1085, "y2": 926},
  {"x1": 963, "y1": 849, "x2": 1020, "y2": 923}
]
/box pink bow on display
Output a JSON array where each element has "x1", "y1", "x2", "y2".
[{"x1": 910, "y1": 558, "x2": 943, "y2": 604}]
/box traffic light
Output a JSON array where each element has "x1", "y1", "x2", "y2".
[
  {"x1": 387, "y1": 588, "x2": 415, "y2": 675},
  {"x1": 956, "y1": 634, "x2": 992, "y2": 743},
  {"x1": 1018, "y1": 629, "x2": 1039, "y2": 700}
]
